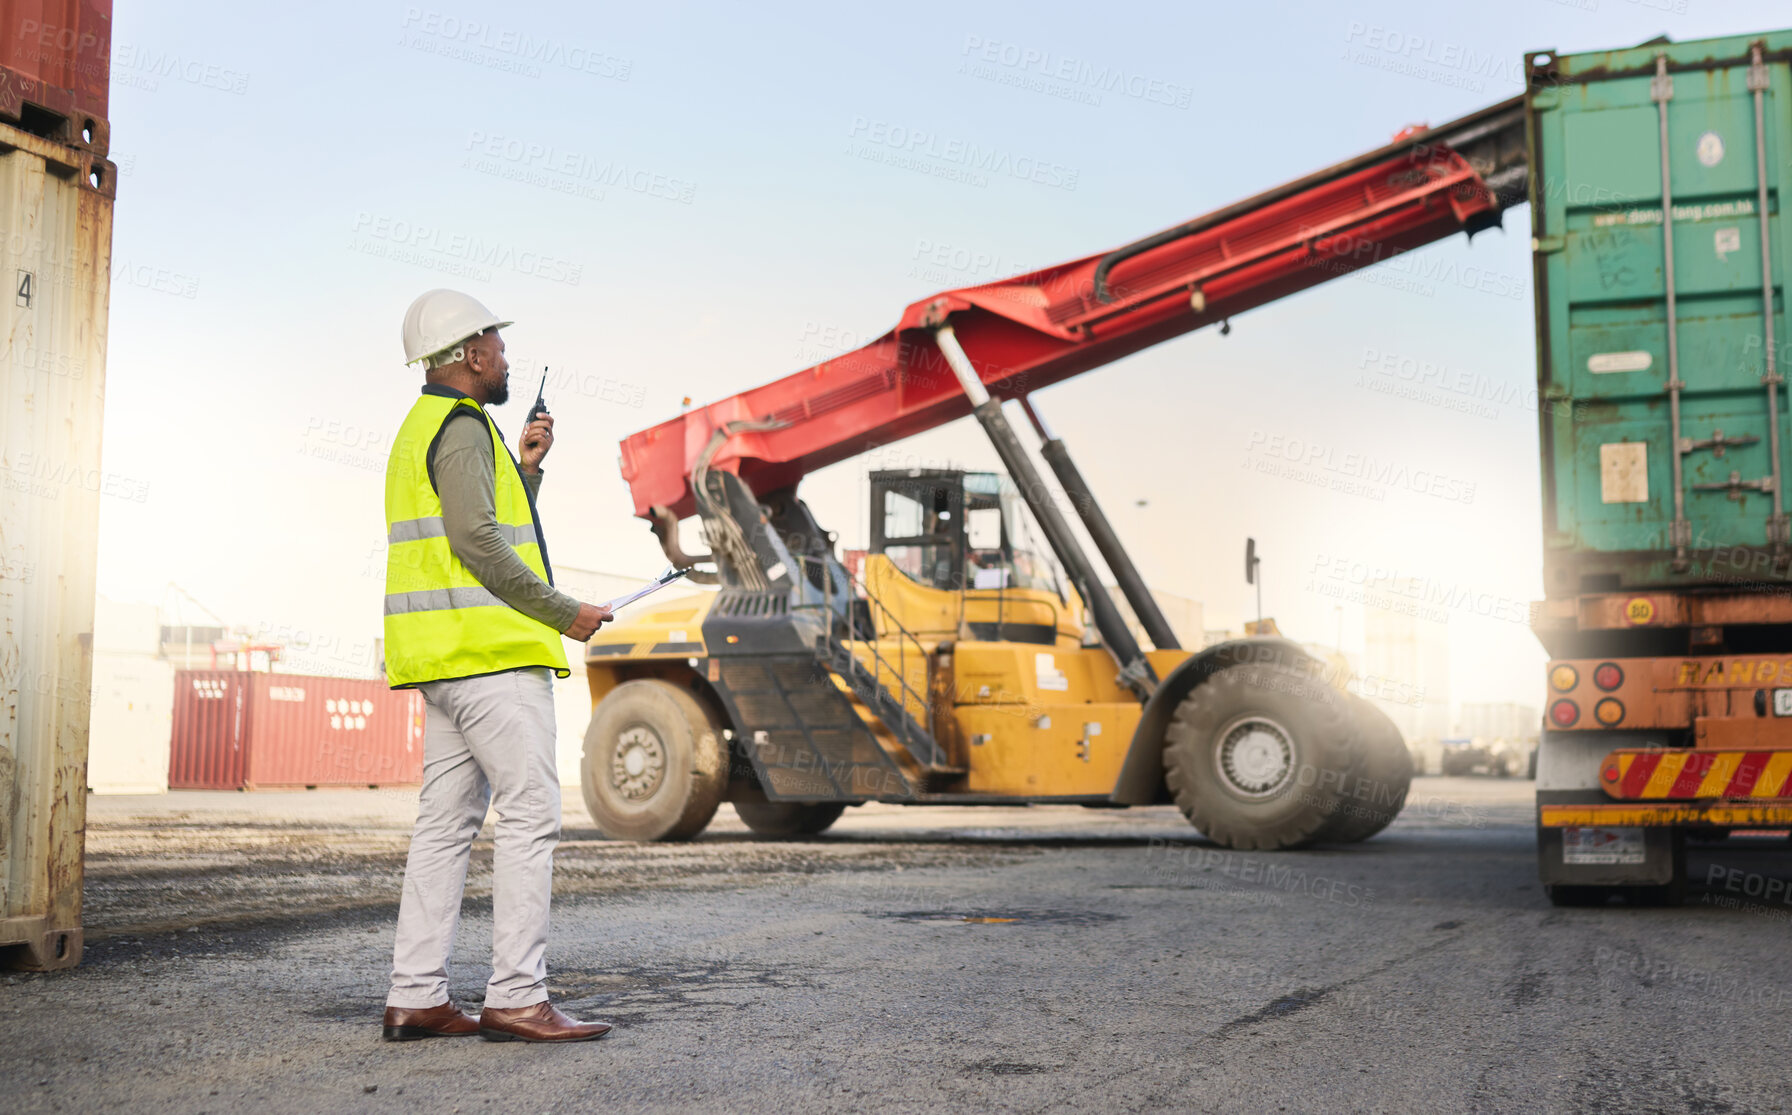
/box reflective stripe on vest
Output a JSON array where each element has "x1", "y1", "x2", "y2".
[
  {"x1": 382, "y1": 392, "x2": 570, "y2": 688},
  {"x1": 387, "y1": 516, "x2": 540, "y2": 547},
  {"x1": 383, "y1": 586, "x2": 505, "y2": 615}
]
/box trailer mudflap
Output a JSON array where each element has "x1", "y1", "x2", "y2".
[{"x1": 1538, "y1": 820, "x2": 1683, "y2": 887}]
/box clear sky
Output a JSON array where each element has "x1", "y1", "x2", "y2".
[{"x1": 92, "y1": 0, "x2": 1792, "y2": 702}]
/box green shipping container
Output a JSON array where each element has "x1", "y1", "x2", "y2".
[{"x1": 1530, "y1": 30, "x2": 1792, "y2": 597}]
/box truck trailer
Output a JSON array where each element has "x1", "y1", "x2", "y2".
[{"x1": 1529, "y1": 31, "x2": 1792, "y2": 904}]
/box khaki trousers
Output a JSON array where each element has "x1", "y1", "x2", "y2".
[{"x1": 387, "y1": 666, "x2": 560, "y2": 1010}]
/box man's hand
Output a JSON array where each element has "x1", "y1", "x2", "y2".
[
  {"x1": 519, "y1": 413, "x2": 554, "y2": 473},
  {"x1": 564, "y1": 602, "x2": 612, "y2": 642}
]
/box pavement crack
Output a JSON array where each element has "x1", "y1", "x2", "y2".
[
  {"x1": 1214, "y1": 986, "x2": 1331, "y2": 1035},
  {"x1": 1209, "y1": 928, "x2": 1465, "y2": 1041}
]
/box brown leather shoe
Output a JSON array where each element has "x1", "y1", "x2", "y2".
[
  {"x1": 478, "y1": 1001, "x2": 613, "y2": 1043},
  {"x1": 382, "y1": 1001, "x2": 481, "y2": 1041}
]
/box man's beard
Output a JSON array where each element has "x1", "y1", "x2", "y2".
[{"x1": 487, "y1": 373, "x2": 510, "y2": 406}]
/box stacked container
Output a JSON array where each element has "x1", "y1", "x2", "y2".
[{"x1": 0, "y1": 0, "x2": 118, "y2": 970}]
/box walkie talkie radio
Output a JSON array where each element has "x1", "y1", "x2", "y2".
[
  {"x1": 528, "y1": 368, "x2": 549, "y2": 424},
  {"x1": 523, "y1": 368, "x2": 550, "y2": 452}
]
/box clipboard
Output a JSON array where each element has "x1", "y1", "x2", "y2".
[{"x1": 600, "y1": 567, "x2": 690, "y2": 613}]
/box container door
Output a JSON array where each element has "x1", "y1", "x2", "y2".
[
  {"x1": 1532, "y1": 34, "x2": 1792, "y2": 593},
  {"x1": 168, "y1": 671, "x2": 249, "y2": 790}
]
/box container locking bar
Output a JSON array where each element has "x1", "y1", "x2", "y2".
[
  {"x1": 932, "y1": 323, "x2": 1156, "y2": 699},
  {"x1": 1692, "y1": 471, "x2": 1775, "y2": 500},
  {"x1": 1749, "y1": 44, "x2": 1789, "y2": 566},
  {"x1": 1654, "y1": 54, "x2": 1692, "y2": 572}
]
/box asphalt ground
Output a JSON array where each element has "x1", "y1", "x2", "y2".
[{"x1": 3, "y1": 776, "x2": 1790, "y2": 1114}]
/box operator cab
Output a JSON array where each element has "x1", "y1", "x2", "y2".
[{"x1": 867, "y1": 468, "x2": 1064, "y2": 616}]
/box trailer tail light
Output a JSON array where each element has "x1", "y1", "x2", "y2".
[
  {"x1": 1550, "y1": 665, "x2": 1579, "y2": 692},
  {"x1": 1594, "y1": 698, "x2": 1625, "y2": 726},
  {"x1": 1593, "y1": 663, "x2": 1624, "y2": 691},
  {"x1": 1550, "y1": 699, "x2": 1580, "y2": 728}
]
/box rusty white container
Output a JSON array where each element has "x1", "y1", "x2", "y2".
[{"x1": 0, "y1": 0, "x2": 117, "y2": 969}]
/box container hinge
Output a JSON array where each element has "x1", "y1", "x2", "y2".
[
  {"x1": 1651, "y1": 58, "x2": 1674, "y2": 103},
  {"x1": 1531, "y1": 235, "x2": 1565, "y2": 254},
  {"x1": 1691, "y1": 471, "x2": 1774, "y2": 500},
  {"x1": 1680, "y1": 429, "x2": 1760, "y2": 459}
]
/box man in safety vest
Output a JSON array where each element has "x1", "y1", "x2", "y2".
[{"x1": 380, "y1": 289, "x2": 613, "y2": 1044}]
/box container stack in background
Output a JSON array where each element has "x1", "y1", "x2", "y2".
[
  {"x1": 167, "y1": 673, "x2": 424, "y2": 791},
  {"x1": 0, "y1": 0, "x2": 118, "y2": 971}
]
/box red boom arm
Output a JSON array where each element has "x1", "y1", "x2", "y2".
[{"x1": 621, "y1": 96, "x2": 1526, "y2": 519}]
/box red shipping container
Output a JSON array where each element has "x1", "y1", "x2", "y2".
[
  {"x1": 167, "y1": 672, "x2": 249, "y2": 790},
  {"x1": 168, "y1": 671, "x2": 424, "y2": 790},
  {"x1": 0, "y1": 0, "x2": 112, "y2": 146}
]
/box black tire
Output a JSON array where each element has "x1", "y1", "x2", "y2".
[
  {"x1": 1162, "y1": 664, "x2": 1355, "y2": 850},
  {"x1": 733, "y1": 801, "x2": 848, "y2": 837},
  {"x1": 581, "y1": 679, "x2": 726, "y2": 841},
  {"x1": 1314, "y1": 699, "x2": 1413, "y2": 843}
]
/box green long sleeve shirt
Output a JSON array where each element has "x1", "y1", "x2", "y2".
[{"x1": 430, "y1": 410, "x2": 582, "y2": 633}]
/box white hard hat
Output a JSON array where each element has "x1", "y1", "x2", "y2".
[{"x1": 401, "y1": 289, "x2": 512, "y2": 367}]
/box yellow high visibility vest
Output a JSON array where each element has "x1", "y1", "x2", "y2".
[{"x1": 383, "y1": 388, "x2": 570, "y2": 687}]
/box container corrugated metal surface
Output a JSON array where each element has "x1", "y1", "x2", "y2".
[
  {"x1": 166, "y1": 672, "x2": 249, "y2": 790},
  {"x1": 1530, "y1": 30, "x2": 1792, "y2": 594},
  {"x1": 168, "y1": 671, "x2": 424, "y2": 790},
  {"x1": 0, "y1": 67, "x2": 115, "y2": 966},
  {"x1": 243, "y1": 674, "x2": 423, "y2": 788},
  {"x1": 0, "y1": 0, "x2": 111, "y2": 133}
]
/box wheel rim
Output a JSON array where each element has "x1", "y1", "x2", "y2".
[
  {"x1": 1213, "y1": 715, "x2": 1296, "y2": 799},
  {"x1": 610, "y1": 724, "x2": 667, "y2": 802}
]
